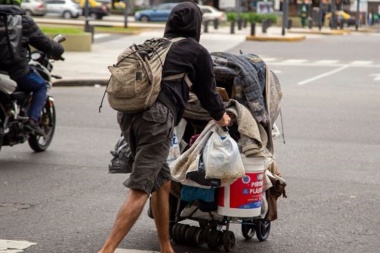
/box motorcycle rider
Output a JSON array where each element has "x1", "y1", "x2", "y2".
[{"x1": 0, "y1": 0, "x2": 64, "y2": 136}]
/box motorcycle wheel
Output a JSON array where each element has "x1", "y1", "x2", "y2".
[
  {"x1": 0, "y1": 126, "x2": 3, "y2": 153},
  {"x1": 0, "y1": 108, "x2": 5, "y2": 153},
  {"x1": 28, "y1": 98, "x2": 56, "y2": 152}
]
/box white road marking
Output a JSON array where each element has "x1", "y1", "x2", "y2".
[
  {"x1": 0, "y1": 240, "x2": 36, "y2": 253},
  {"x1": 267, "y1": 60, "x2": 379, "y2": 68},
  {"x1": 313, "y1": 60, "x2": 340, "y2": 65},
  {"x1": 350, "y1": 61, "x2": 373, "y2": 66},
  {"x1": 115, "y1": 249, "x2": 160, "y2": 253},
  {"x1": 298, "y1": 65, "x2": 350, "y2": 85},
  {"x1": 261, "y1": 57, "x2": 277, "y2": 62},
  {"x1": 370, "y1": 74, "x2": 380, "y2": 81},
  {"x1": 281, "y1": 59, "x2": 308, "y2": 64},
  {"x1": 94, "y1": 33, "x2": 112, "y2": 39}
]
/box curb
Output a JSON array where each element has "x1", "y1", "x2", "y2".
[
  {"x1": 53, "y1": 79, "x2": 108, "y2": 87},
  {"x1": 246, "y1": 35, "x2": 306, "y2": 42},
  {"x1": 288, "y1": 29, "x2": 351, "y2": 35}
]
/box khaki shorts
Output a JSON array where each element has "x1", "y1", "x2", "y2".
[{"x1": 117, "y1": 101, "x2": 174, "y2": 195}]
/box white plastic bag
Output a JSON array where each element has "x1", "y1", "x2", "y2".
[
  {"x1": 203, "y1": 126, "x2": 245, "y2": 180},
  {"x1": 167, "y1": 128, "x2": 180, "y2": 164}
]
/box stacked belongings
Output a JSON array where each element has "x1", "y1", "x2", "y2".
[{"x1": 170, "y1": 52, "x2": 287, "y2": 223}]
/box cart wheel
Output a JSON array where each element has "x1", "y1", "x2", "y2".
[
  {"x1": 241, "y1": 220, "x2": 256, "y2": 240},
  {"x1": 178, "y1": 224, "x2": 190, "y2": 244},
  {"x1": 207, "y1": 229, "x2": 223, "y2": 250},
  {"x1": 185, "y1": 226, "x2": 198, "y2": 245},
  {"x1": 194, "y1": 227, "x2": 204, "y2": 245},
  {"x1": 255, "y1": 220, "x2": 271, "y2": 242},
  {"x1": 171, "y1": 223, "x2": 181, "y2": 244},
  {"x1": 222, "y1": 231, "x2": 236, "y2": 252},
  {"x1": 202, "y1": 227, "x2": 211, "y2": 244}
]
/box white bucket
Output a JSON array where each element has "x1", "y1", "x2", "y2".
[{"x1": 217, "y1": 157, "x2": 265, "y2": 218}]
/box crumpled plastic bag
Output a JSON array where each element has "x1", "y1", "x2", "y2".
[{"x1": 202, "y1": 126, "x2": 245, "y2": 180}]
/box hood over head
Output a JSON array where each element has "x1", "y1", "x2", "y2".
[{"x1": 164, "y1": 1, "x2": 202, "y2": 42}]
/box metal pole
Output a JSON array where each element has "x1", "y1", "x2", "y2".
[
  {"x1": 331, "y1": 0, "x2": 336, "y2": 29},
  {"x1": 124, "y1": 0, "x2": 129, "y2": 28},
  {"x1": 84, "y1": 0, "x2": 89, "y2": 30},
  {"x1": 282, "y1": 0, "x2": 289, "y2": 36},
  {"x1": 318, "y1": 1, "x2": 323, "y2": 30},
  {"x1": 355, "y1": 0, "x2": 360, "y2": 31},
  {"x1": 236, "y1": 0, "x2": 241, "y2": 24}
]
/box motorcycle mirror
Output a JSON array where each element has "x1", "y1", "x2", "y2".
[
  {"x1": 31, "y1": 52, "x2": 41, "y2": 61},
  {"x1": 53, "y1": 34, "x2": 66, "y2": 43}
]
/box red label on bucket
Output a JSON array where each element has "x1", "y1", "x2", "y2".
[{"x1": 229, "y1": 172, "x2": 264, "y2": 209}]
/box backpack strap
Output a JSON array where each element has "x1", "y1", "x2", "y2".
[{"x1": 163, "y1": 73, "x2": 192, "y2": 89}]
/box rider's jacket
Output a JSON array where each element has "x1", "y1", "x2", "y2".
[{"x1": 0, "y1": 5, "x2": 64, "y2": 80}]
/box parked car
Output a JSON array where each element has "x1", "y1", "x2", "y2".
[
  {"x1": 21, "y1": 0, "x2": 46, "y2": 16},
  {"x1": 97, "y1": 0, "x2": 125, "y2": 11},
  {"x1": 198, "y1": 5, "x2": 226, "y2": 23},
  {"x1": 134, "y1": 3, "x2": 177, "y2": 22},
  {"x1": 74, "y1": 0, "x2": 109, "y2": 20},
  {"x1": 45, "y1": 0, "x2": 82, "y2": 19},
  {"x1": 325, "y1": 10, "x2": 356, "y2": 27}
]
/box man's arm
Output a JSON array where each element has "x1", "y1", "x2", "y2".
[
  {"x1": 191, "y1": 47, "x2": 228, "y2": 125},
  {"x1": 23, "y1": 16, "x2": 64, "y2": 59}
]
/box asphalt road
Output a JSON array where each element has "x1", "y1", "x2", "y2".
[{"x1": 0, "y1": 29, "x2": 380, "y2": 253}]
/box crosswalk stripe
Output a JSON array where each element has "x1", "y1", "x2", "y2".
[
  {"x1": 264, "y1": 59, "x2": 378, "y2": 67},
  {"x1": 261, "y1": 57, "x2": 277, "y2": 62},
  {"x1": 0, "y1": 240, "x2": 36, "y2": 252},
  {"x1": 281, "y1": 59, "x2": 308, "y2": 64},
  {"x1": 314, "y1": 60, "x2": 340, "y2": 64},
  {"x1": 350, "y1": 61, "x2": 373, "y2": 65},
  {"x1": 94, "y1": 33, "x2": 112, "y2": 39}
]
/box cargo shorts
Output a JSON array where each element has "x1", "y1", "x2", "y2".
[{"x1": 117, "y1": 101, "x2": 174, "y2": 195}]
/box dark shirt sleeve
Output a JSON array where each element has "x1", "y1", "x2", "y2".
[
  {"x1": 24, "y1": 16, "x2": 64, "y2": 59},
  {"x1": 191, "y1": 47, "x2": 225, "y2": 121}
]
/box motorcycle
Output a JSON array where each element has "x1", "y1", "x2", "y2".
[{"x1": 0, "y1": 34, "x2": 65, "y2": 155}]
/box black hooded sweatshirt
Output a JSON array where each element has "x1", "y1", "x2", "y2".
[{"x1": 160, "y1": 1, "x2": 225, "y2": 125}]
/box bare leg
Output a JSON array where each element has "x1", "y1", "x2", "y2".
[
  {"x1": 98, "y1": 189, "x2": 149, "y2": 253},
  {"x1": 151, "y1": 180, "x2": 175, "y2": 253}
]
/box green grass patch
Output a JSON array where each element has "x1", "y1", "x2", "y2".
[
  {"x1": 94, "y1": 26, "x2": 144, "y2": 34},
  {"x1": 40, "y1": 26, "x2": 84, "y2": 34},
  {"x1": 40, "y1": 25, "x2": 145, "y2": 35}
]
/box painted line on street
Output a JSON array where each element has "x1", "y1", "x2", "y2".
[
  {"x1": 314, "y1": 60, "x2": 340, "y2": 65},
  {"x1": 298, "y1": 65, "x2": 350, "y2": 86},
  {"x1": 0, "y1": 239, "x2": 37, "y2": 253},
  {"x1": 115, "y1": 249, "x2": 160, "y2": 253}
]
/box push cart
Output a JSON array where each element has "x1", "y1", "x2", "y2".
[{"x1": 163, "y1": 52, "x2": 287, "y2": 252}]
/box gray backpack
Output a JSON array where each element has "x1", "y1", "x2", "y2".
[{"x1": 102, "y1": 37, "x2": 192, "y2": 113}]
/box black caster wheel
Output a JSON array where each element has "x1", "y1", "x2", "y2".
[
  {"x1": 207, "y1": 229, "x2": 223, "y2": 250},
  {"x1": 194, "y1": 227, "x2": 204, "y2": 245},
  {"x1": 185, "y1": 226, "x2": 198, "y2": 245},
  {"x1": 255, "y1": 220, "x2": 271, "y2": 242},
  {"x1": 178, "y1": 224, "x2": 190, "y2": 244},
  {"x1": 222, "y1": 231, "x2": 236, "y2": 252},
  {"x1": 241, "y1": 220, "x2": 256, "y2": 240},
  {"x1": 202, "y1": 226, "x2": 211, "y2": 244},
  {"x1": 171, "y1": 223, "x2": 181, "y2": 244}
]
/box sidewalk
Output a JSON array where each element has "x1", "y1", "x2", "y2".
[{"x1": 50, "y1": 24, "x2": 348, "y2": 87}]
